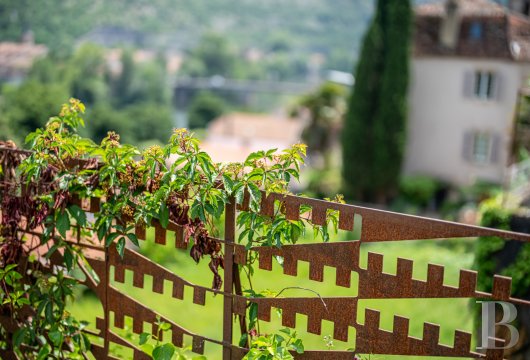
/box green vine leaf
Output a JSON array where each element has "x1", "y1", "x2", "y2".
[
  {"x1": 159, "y1": 203, "x2": 169, "y2": 228},
  {"x1": 127, "y1": 232, "x2": 139, "y2": 247},
  {"x1": 222, "y1": 174, "x2": 234, "y2": 194},
  {"x1": 67, "y1": 205, "x2": 87, "y2": 227},
  {"x1": 116, "y1": 237, "x2": 126, "y2": 258},
  {"x1": 36, "y1": 344, "x2": 51, "y2": 359},
  {"x1": 292, "y1": 338, "x2": 304, "y2": 354},
  {"x1": 63, "y1": 247, "x2": 74, "y2": 271},
  {"x1": 49, "y1": 329, "x2": 63, "y2": 347},
  {"x1": 139, "y1": 332, "x2": 150, "y2": 346},
  {"x1": 247, "y1": 182, "x2": 261, "y2": 212},
  {"x1": 152, "y1": 343, "x2": 175, "y2": 360},
  {"x1": 234, "y1": 183, "x2": 245, "y2": 205},
  {"x1": 105, "y1": 232, "x2": 120, "y2": 248},
  {"x1": 56, "y1": 210, "x2": 71, "y2": 238},
  {"x1": 13, "y1": 327, "x2": 27, "y2": 348}
]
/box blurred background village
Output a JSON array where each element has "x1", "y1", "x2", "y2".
[
  {"x1": 2, "y1": 0, "x2": 530, "y2": 221},
  {"x1": 4, "y1": 0, "x2": 530, "y2": 357}
]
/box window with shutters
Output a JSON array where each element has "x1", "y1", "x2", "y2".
[
  {"x1": 463, "y1": 70, "x2": 500, "y2": 101},
  {"x1": 472, "y1": 133, "x2": 491, "y2": 163},
  {"x1": 474, "y1": 71, "x2": 495, "y2": 99},
  {"x1": 463, "y1": 131, "x2": 500, "y2": 164}
]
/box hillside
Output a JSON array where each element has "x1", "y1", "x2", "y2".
[{"x1": 0, "y1": 0, "x2": 437, "y2": 71}]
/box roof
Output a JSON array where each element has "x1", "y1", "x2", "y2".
[
  {"x1": 416, "y1": 0, "x2": 505, "y2": 17},
  {"x1": 207, "y1": 112, "x2": 303, "y2": 143},
  {"x1": 0, "y1": 41, "x2": 48, "y2": 77},
  {"x1": 201, "y1": 112, "x2": 304, "y2": 163},
  {"x1": 414, "y1": 0, "x2": 530, "y2": 61}
]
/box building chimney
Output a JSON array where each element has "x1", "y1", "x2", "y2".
[{"x1": 439, "y1": 0, "x2": 461, "y2": 49}]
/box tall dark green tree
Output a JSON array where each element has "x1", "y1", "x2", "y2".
[{"x1": 342, "y1": 0, "x2": 411, "y2": 203}]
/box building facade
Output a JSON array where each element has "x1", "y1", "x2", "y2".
[
  {"x1": 404, "y1": 0, "x2": 530, "y2": 186},
  {"x1": 0, "y1": 32, "x2": 47, "y2": 85}
]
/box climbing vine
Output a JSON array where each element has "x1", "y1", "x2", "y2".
[{"x1": 0, "y1": 99, "x2": 340, "y2": 359}]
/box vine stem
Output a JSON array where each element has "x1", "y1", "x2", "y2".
[
  {"x1": 274, "y1": 286, "x2": 328, "y2": 312},
  {"x1": 233, "y1": 266, "x2": 249, "y2": 347},
  {"x1": 242, "y1": 262, "x2": 260, "y2": 335}
]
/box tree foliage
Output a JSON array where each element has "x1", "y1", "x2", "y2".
[
  {"x1": 474, "y1": 196, "x2": 530, "y2": 298},
  {"x1": 0, "y1": 80, "x2": 68, "y2": 144},
  {"x1": 68, "y1": 44, "x2": 108, "y2": 105},
  {"x1": 179, "y1": 32, "x2": 313, "y2": 81},
  {"x1": 297, "y1": 82, "x2": 347, "y2": 164},
  {"x1": 188, "y1": 92, "x2": 227, "y2": 129},
  {"x1": 112, "y1": 49, "x2": 135, "y2": 107},
  {"x1": 342, "y1": 0, "x2": 411, "y2": 203},
  {"x1": 0, "y1": 44, "x2": 173, "y2": 146},
  {"x1": 180, "y1": 33, "x2": 241, "y2": 78},
  {"x1": 0, "y1": 0, "x2": 94, "y2": 56}
]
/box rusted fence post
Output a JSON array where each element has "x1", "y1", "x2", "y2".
[
  {"x1": 223, "y1": 199, "x2": 237, "y2": 359},
  {"x1": 103, "y1": 245, "x2": 111, "y2": 358}
]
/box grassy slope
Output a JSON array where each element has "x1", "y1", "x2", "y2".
[{"x1": 68, "y1": 228, "x2": 477, "y2": 359}]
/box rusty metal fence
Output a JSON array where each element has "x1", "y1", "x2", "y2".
[{"x1": 2, "y1": 148, "x2": 530, "y2": 359}]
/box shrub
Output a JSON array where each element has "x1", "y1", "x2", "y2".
[
  {"x1": 188, "y1": 92, "x2": 227, "y2": 129},
  {"x1": 399, "y1": 175, "x2": 441, "y2": 208}
]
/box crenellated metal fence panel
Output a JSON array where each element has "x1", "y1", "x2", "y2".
[{"x1": 1, "y1": 147, "x2": 530, "y2": 360}]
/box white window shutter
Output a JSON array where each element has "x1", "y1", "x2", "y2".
[
  {"x1": 463, "y1": 71, "x2": 475, "y2": 98},
  {"x1": 490, "y1": 133, "x2": 501, "y2": 163},
  {"x1": 462, "y1": 131, "x2": 474, "y2": 162}
]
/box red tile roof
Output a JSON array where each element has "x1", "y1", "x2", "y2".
[
  {"x1": 414, "y1": 0, "x2": 530, "y2": 62},
  {"x1": 208, "y1": 112, "x2": 303, "y2": 143},
  {"x1": 0, "y1": 41, "x2": 48, "y2": 79},
  {"x1": 201, "y1": 112, "x2": 304, "y2": 163},
  {"x1": 416, "y1": 0, "x2": 505, "y2": 17}
]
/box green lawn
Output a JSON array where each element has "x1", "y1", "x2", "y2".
[{"x1": 68, "y1": 229, "x2": 478, "y2": 359}]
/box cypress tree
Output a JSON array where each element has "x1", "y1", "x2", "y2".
[
  {"x1": 342, "y1": 0, "x2": 411, "y2": 202},
  {"x1": 341, "y1": 1, "x2": 385, "y2": 201},
  {"x1": 372, "y1": 0, "x2": 412, "y2": 201}
]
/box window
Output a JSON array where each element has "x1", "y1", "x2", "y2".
[
  {"x1": 463, "y1": 70, "x2": 500, "y2": 101},
  {"x1": 463, "y1": 131, "x2": 500, "y2": 165},
  {"x1": 469, "y1": 21, "x2": 483, "y2": 41},
  {"x1": 474, "y1": 71, "x2": 495, "y2": 99},
  {"x1": 472, "y1": 133, "x2": 491, "y2": 163}
]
